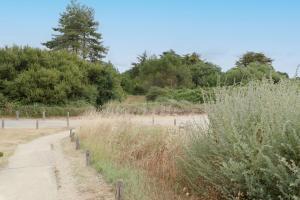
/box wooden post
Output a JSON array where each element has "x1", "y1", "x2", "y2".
[
  {"x1": 69, "y1": 129, "x2": 73, "y2": 138},
  {"x1": 174, "y1": 118, "x2": 177, "y2": 126},
  {"x1": 16, "y1": 111, "x2": 19, "y2": 120},
  {"x1": 115, "y1": 180, "x2": 124, "y2": 200},
  {"x1": 70, "y1": 131, "x2": 75, "y2": 142},
  {"x1": 86, "y1": 150, "x2": 90, "y2": 166},
  {"x1": 152, "y1": 116, "x2": 154, "y2": 125},
  {"x1": 1, "y1": 119, "x2": 4, "y2": 129},
  {"x1": 42, "y1": 111, "x2": 46, "y2": 120},
  {"x1": 75, "y1": 136, "x2": 80, "y2": 150},
  {"x1": 66, "y1": 112, "x2": 70, "y2": 127},
  {"x1": 36, "y1": 120, "x2": 39, "y2": 129}
]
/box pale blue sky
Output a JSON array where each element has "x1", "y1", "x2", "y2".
[{"x1": 0, "y1": 0, "x2": 299, "y2": 76}]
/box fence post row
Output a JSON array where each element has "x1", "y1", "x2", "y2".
[{"x1": 115, "y1": 180, "x2": 124, "y2": 200}]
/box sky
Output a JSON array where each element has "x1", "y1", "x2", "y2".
[{"x1": 0, "y1": 0, "x2": 299, "y2": 76}]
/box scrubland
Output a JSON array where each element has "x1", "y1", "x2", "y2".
[{"x1": 78, "y1": 80, "x2": 300, "y2": 200}]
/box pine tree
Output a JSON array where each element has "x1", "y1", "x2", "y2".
[{"x1": 43, "y1": 0, "x2": 107, "y2": 61}]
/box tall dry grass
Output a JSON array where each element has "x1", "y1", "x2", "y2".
[{"x1": 78, "y1": 115, "x2": 212, "y2": 200}]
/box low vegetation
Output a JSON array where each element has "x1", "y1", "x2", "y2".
[
  {"x1": 78, "y1": 80, "x2": 299, "y2": 200},
  {"x1": 101, "y1": 100, "x2": 204, "y2": 115},
  {"x1": 146, "y1": 87, "x2": 214, "y2": 103},
  {"x1": 78, "y1": 116, "x2": 200, "y2": 200},
  {"x1": 181, "y1": 80, "x2": 300, "y2": 199}
]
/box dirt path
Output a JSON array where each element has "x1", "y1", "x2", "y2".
[
  {"x1": 0, "y1": 114, "x2": 207, "y2": 200},
  {"x1": 0, "y1": 131, "x2": 113, "y2": 200}
]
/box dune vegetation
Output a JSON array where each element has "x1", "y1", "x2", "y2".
[{"x1": 77, "y1": 79, "x2": 300, "y2": 200}]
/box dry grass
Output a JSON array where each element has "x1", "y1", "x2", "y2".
[
  {"x1": 77, "y1": 114, "x2": 214, "y2": 200},
  {"x1": 0, "y1": 128, "x2": 65, "y2": 167}
]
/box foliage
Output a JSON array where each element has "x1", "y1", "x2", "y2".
[
  {"x1": 181, "y1": 80, "x2": 300, "y2": 199},
  {"x1": 122, "y1": 51, "x2": 289, "y2": 94},
  {"x1": 101, "y1": 100, "x2": 204, "y2": 115},
  {"x1": 0, "y1": 46, "x2": 124, "y2": 106},
  {"x1": 146, "y1": 87, "x2": 214, "y2": 103},
  {"x1": 224, "y1": 62, "x2": 288, "y2": 85},
  {"x1": 43, "y1": 0, "x2": 107, "y2": 62},
  {"x1": 145, "y1": 87, "x2": 168, "y2": 101},
  {"x1": 236, "y1": 52, "x2": 273, "y2": 67},
  {"x1": 122, "y1": 50, "x2": 222, "y2": 94},
  {"x1": 0, "y1": 93, "x2": 8, "y2": 108}
]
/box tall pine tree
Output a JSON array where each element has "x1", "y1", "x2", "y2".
[{"x1": 43, "y1": 0, "x2": 107, "y2": 62}]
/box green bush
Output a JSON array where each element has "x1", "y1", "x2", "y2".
[
  {"x1": 146, "y1": 87, "x2": 214, "y2": 103},
  {"x1": 181, "y1": 80, "x2": 300, "y2": 199},
  {"x1": 145, "y1": 87, "x2": 168, "y2": 101},
  {"x1": 0, "y1": 93, "x2": 8, "y2": 108},
  {"x1": 0, "y1": 46, "x2": 124, "y2": 106}
]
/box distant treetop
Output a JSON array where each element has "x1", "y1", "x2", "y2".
[
  {"x1": 43, "y1": 0, "x2": 107, "y2": 62},
  {"x1": 236, "y1": 52, "x2": 273, "y2": 67}
]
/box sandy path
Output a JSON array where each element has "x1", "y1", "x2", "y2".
[
  {"x1": 0, "y1": 131, "x2": 80, "y2": 200},
  {"x1": 0, "y1": 114, "x2": 207, "y2": 200}
]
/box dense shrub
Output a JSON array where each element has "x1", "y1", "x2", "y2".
[
  {"x1": 223, "y1": 62, "x2": 286, "y2": 85},
  {"x1": 181, "y1": 80, "x2": 300, "y2": 199},
  {"x1": 145, "y1": 87, "x2": 168, "y2": 101},
  {"x1": 0, "y1": 46, "x2": 124, "y2": 106},
  {"x1": 123, "y1": 50, "x2": 222, "y2": 93},
  {"x1": 0, "y1": 93, "x2": 8, "y2": 108},
  {"x1": 146, "y1": 87, "x2": 214, "y2": 103}
]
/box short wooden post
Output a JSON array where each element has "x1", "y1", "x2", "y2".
[
  {"x1": 36, "y1": 120, "x2": 39, "y2": 129},
  {"x1": 174, "y1": 118, "x2": 177, "y2": 126},
  {"x1": 1, "y1": 119, "x2": 4, "y2": 129},
  {"x1": 115, "y1": 180, "x2": 124, "y2": 200},
  {"x1": 152, "y1": 116, "x2": 155, "y2": 125},
  {"x1": 42, "y1": 111, "x2": 46, "y2": 120},
  {"x1": 16, "y1": 111, "x2": 19, "y2": 120},
  {"x1": 66, "y1": 112, "x2": 70, "y2": 127},
  {"x1": 69, "y1": 129, "x2": 73, "y2": 138},
  {"x1": 70, "y1": 131, "x2": 75, "y2": 142},
  {"x1": 75, "y1": 136, "x2": 80, "y2": 150},
  {"x1": 86, "y1": 150, "x2": 90, "y2": 166}
]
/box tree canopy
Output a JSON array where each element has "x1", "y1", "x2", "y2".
[
  {"x1": 0, "y1": 46, "x2": 123, "y2": 106},
  {"x1": 122, "y1": 50, "x2": 223, "y2": 94},
  {"x1": 236, "y1": 52, "x2": 273, "y2": 67},
  {"x1": 43, "y1": 0, "x2": 107, "y2": 62}
]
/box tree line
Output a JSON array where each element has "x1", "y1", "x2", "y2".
[
  {"x1": 0, "y1": 0, "x2": 291, "y2": 107},
  {"x1": 121, "y1": 50, "x2": 288, "y2": 95}
]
